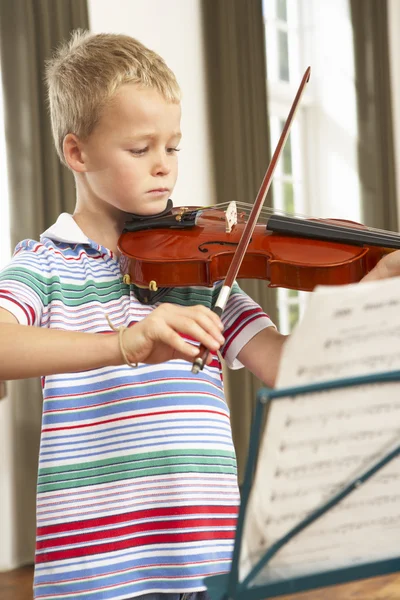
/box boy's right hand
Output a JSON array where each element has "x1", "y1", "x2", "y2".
[
  {"x1": 0, "y1": 304, "x2": 224, "y2": 380},
  {"x1": 122, "y1": 303, "x2": 225, "y2": 366}
]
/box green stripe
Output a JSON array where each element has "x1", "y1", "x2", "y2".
[
  {"x1": 39, "y1": 448, "x2": 235, "y2": 476},
  {"x1": 1, "y1": 265, "x2": 242, "y2": 308},
  {"x1": 38, "y1": 454, "x2": 237, "y2": 484},
  {"x1": 37, "y1": 463, "x2": 238, "y2": 493},
  {"x1": 158, "y1": 281, "x2": 244, "y2": 308},
  {"x1": 0, "y1": 267, "x2": 128, "y2": 306}
]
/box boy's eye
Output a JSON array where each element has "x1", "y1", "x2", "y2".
[
  {"x1": 129, "y1": 147, "x2": 148, "y2": 155},
  {"x1": 129, "y1": 146, "x2": 181, "y2": 156}
]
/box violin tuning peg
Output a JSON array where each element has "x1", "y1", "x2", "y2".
[{"x1": 149, "y1": 280, "x2": 158, "y2": 292}]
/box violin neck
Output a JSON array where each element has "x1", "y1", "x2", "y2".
[{"x1": 266, "y1": 215, "x2": 400, "y2": 249}]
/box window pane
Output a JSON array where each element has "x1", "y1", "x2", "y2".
[
  {"x1": 278, "y1": 30, "x2": 289, "y2": 81},
  {"x1": 289, "y1": 303, "x2": 300, "y2": 331},
  {"x1": 283, "y1": 181, "x2": 294, "y2": 213},
  {"x1": 280, "y1": 121, "x2": 293, "y2": 174},
  {"x1": 288, "y1": 288, "x2": 298, "y2": 298},
  {"x1": 277, "y1": 0, "x2": 287, "y2": 22}
]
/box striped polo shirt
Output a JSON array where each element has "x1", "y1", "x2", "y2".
[{"x1": 0, "y1": 213, "x2": 273, "y2": 600}]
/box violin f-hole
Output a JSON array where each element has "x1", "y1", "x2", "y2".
[{"x1": 198, "y1": 239, "x2": 252, "y2": 253}]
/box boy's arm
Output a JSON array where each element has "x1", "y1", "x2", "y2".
[
  {"x1": 237, "y1": 326, "x2": 288, "y2": 388},
  {"x1": 0, "y1": 307, "x2": 121, "y2": 379},
  {"x1": 0, "y1": 303, "x2": 224, "y2": 380}
]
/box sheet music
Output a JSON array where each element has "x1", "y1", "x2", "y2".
[
  {"x1": 276, "y1": 276, "x2": 400, "y2": 388},
  {"x1": 240, "y1": 277, "x2": 400, "y2": 585}
]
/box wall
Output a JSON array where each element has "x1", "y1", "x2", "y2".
[{"x1": 88, "y1": 0, "x2": 216, "y2": 209}]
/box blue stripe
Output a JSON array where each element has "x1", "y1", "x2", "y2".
[
  {"x1": 40, "y1": 415, "x2": 231, "y2": 444},
  {"x1": 40, "y1": 423, "x2": 232, "y2": 451},
  {"x1": 41, "y1": 395, "x2": 229, "y2": 425},
  {"x1": 34, "y1": 561, "x2": 231, "y2": 597},
  {"x1": 39, "y1": 431, "x2": 234, "y2": 460},
  {"x1": 34, "y1": 546, "x2": 233, "y2": 583},
  {"x1": 44, "y1": 374, "x2": 221, "y2": 399}
]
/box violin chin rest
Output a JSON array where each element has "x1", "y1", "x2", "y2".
[{"x1": 124, "y1": 199, "x2": 173, "y2": 222}]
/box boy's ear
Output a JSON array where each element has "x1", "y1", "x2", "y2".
[{"x1": 63, "y1": 134, "x2": 87, "y2": 172}]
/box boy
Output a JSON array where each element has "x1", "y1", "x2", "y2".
[{"x1": 0, "y1": 30, "x2": 398, "y2": 600}]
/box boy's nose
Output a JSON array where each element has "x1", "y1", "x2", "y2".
[{"x1": 152, "y1": 155, "x2": 171, "y2": 176}]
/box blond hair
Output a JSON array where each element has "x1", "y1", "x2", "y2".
[{"x1": 45, "y1": 30, "x2": 181, "y2": 166}]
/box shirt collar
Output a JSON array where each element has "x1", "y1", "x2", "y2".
[{"x1": 40, "y1": 213, "x2": 89, "y2": 244}]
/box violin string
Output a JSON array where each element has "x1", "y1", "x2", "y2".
[
  {"x1": 197, "y1": 202, "x2": 308, "y2": 223},
  {"x1": 245, "y1": 203, "x2": 400, "y2": 240},
  {"x1": 199, "y1": 202, "x2": 400, "y2": 242},
  {"x1": 215, "y1": 202, "x2": 400, "y2": 237}
]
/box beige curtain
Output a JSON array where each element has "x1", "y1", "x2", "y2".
[
  {"x1": 202, "y1": 0, "x2": 277, "y2": 483},
  {"x1": 0, "y1": 0, "x2": 89, "y2": 566},
  {"x1": 350, "y1": 0, "x2": 398, "y2": 230}
]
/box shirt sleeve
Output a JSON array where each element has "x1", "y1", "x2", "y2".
[
  {"x1": 0, "y1": 239, "x2": 48, "y2": 326},
  {"x1": 219, "y1": 282, "x2": 275, "y2": 370}
]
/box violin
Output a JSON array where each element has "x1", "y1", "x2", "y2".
[{"x1": 117, "y1": 200, "x2": 399, "y2": 294}]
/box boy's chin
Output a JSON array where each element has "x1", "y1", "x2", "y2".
[{"x1": 134, "y1": 198, "x2": 171, "y2": 217}]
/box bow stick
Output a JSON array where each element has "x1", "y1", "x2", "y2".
[{"x1": 192, "y1": 66, "x2": 311, "y2": 374}]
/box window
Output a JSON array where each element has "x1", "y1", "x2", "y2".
[{"x1": 263, "y1": 0, "x2": 360, "y2": 334}]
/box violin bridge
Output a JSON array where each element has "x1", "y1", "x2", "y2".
[{"x1": 225, "y1": 201, "x2": 237, "y2": 233}]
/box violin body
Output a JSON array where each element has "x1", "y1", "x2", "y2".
[{"x1": 117, "y1": 207, "x2": 392, "y2": 293}]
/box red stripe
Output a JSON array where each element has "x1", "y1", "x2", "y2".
[
  {"x1": 37, "y1": 492, "x2": 239, "y2": 521},
  {"x1": 35, "y1": 529, "x2": 236, "y2": 563},
  {"x1": 37, "y1": 504, "x2": 237, "y2": 536},
  {"x1": 46, "y1": 248, "x2": 102, "y2": 262},
  {"x1": 224, "y1": 307, "x2": 264, "y2": 340},
  {"x1": 0, "y1": 292, "x2": 33, "y2": 324},
  {"x1": 37, "y1": 516, "x2": 237, "y2": 550},
  {"x1": 42, "y1": 407, "x2": 228, "y2": 433},
  {"x1": 223, "y1": 310, "x2": 264, "y2": 354}
]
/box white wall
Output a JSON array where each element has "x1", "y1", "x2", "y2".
[{"x1": 88, "y1": 0, "x2": 216, "y2": 209}]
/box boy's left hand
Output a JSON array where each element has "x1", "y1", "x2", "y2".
[{"x1": 361, "y1": 250, "x2": 400, "y2": 282}]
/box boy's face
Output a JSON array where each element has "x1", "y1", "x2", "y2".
[{"x1": 79, "y1": 83, "x2": 181, "y2": 216}]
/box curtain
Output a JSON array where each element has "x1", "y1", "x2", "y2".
[
  {"x1": 350, "y1": 0, "x2": 398, "y2": 230},
  {"x1": 0, "y1": 0, "x2": 89, "y2": 566},
  {"x1": 202, "y1": 0, "x2": 277, "y2": 483}
]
